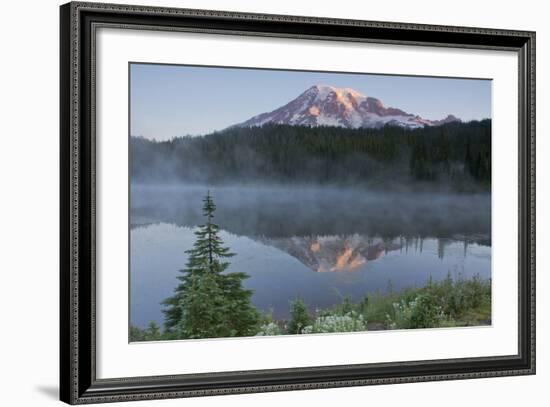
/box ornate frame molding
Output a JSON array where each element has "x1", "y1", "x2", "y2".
[{"x1": 60, "y1": 2, "x2": 535, "y2": 404}]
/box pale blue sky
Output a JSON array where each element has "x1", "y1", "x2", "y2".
[{"x1": 130, "y1": 63, "x2": 491, "y2": 140}]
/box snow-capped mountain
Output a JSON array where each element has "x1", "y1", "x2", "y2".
[{"x1": 236, "y1": 84, "x2": 461, "y2": 130}]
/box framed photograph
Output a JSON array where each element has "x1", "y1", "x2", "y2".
[{"x1": 60, "y1": 1, "x2": 535, "y2": 404}]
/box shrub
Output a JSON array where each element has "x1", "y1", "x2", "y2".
[
  {"x1": 302, "y1": 312, "x2": 368, "y2": 334},
  {"x1": 421, "y1": 273, "x2": 491, "y2": 320},
  {"x1": 129, "y1": 321, "x2": 164, "y2": 342},
  {"x1": 386, "y1": 293, "x2": 454, "y2": 329},
  {"x1": 256, "y1": 322, "x2": 284, "y2": 336},
  {"x1": 288, "y1": 298, "x2": 312, "y2": 334},
  {"x1": 129, "y1": 325, "x2": 145, "y2": 342}
]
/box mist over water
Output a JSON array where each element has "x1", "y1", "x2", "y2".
[
  {"x1": 131, "y1": 184, "x2": 491, "y2": 241},
  {"x1": 130, "y1": 183, "x2": 491, "y2": 327}
]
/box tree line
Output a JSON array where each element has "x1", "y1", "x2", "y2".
[{"x1": 131, "y1": 120, "x2": 491, "y2": 189}]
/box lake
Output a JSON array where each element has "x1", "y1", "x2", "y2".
[{"x1": 130, "y1": 184, "x2": 491, "y2": 328}]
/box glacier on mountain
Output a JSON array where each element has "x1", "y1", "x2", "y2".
[{"x1": 236, "y1": 84, "x2": 461, "y2": 130}]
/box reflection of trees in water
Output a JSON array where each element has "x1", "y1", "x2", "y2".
[
  {"x1": 261, "y1": 233, "x2": 488, "y2": 273},
  {"x1": 130, "y1": 185, "x2": 491, "y2": 245},
  {"x1": 131, "y1": 222, "x2": 486, "y2": 277}
]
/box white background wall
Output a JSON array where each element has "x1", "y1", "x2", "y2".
[{"x1": 0, "y1": 0, "x2": 546, "y2": 406}]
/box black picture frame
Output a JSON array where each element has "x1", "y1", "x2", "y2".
[{"x1": 60, "y1": 1, "x2": 536, "y2": 404}]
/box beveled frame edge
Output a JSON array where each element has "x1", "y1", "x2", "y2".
[{"x1": 60, "y1": 1, "x2": 536, "y2": 404}]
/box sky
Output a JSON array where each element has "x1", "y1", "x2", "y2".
[{"x1": 130, "y1": 63, "x2": 492, "y2": 141}]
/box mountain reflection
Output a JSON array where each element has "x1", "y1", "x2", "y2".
[
  {"x1": 130, "y1": 222, "x2": 492, "y2": 326},
  {"x1": 260, "y1": 235, "x2": 401, "y2": 272}
]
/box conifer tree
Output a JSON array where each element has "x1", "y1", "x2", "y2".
[
  {"x1": 464, "y1": 141, "x2": 473, "y2": 177},
  {"x1": 144, "y1": 321, "x2": 162, "y2": 341},
  {"x1": 132, "y1": 120, "x2": 492, "y2": 189},
  {"x1": 288, "y1": 298, "x2": 311, "y2": 334},
  {"x1": 162, "y1": 191, "x2": 259, "y2": 339}
]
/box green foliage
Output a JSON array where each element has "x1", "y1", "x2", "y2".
[
  {"x1": 423, "y1": 273, "x2": 491, "y2": 323},
  {"x1": 255, "y1": 308, "x2": 285, "y2": 336},
  {"x1": 340, "y1": 296, "x2": 354, "y2": 314},
  {"x1": 302, "y1": 311, "x2": 368, "y2": 334},
  {"x1": 256, "y1": 322, "x2": 284, "y2": 336},
  {"x1": 129, "y1": 321, "x2": 165, "y2": 342},
  {"x1": 144, "y1": 321, "x2": 162, "y2": 340},
  {"x1": 174, "y1": 271, "x2": 228, "y2": 339},
  {"x1": 162, "y1": 192, "x2": 259, "y2": 339},
  {"x1": 359, "y1": 296, "x2": 370, "y2": 314},
  {"x1": 129, "y1": 325, "x2": 146, "y2": 342},
  {"x1": 385, "y1": 294, "x2": 454, "y2": 330},
  {"x1": 287, "y1": 298, "x2": 312, "y2": 334},
  {"x1": 381, "y1": 274, "x2": 491, "y2": 329},
  {"x1": 133, "y1": 274, "x2": 490, "y2": 341},
  {"x1": 464, "y1": 141, "x2": 490, "y2": 182},
  {"x1": 285, "y1": 275, "x2": 490, "y2": 336},
  {"x1": 131, "y1": 120, "x2": 492, "y2": 189},
  {"x1": 218, "y1": 272, "x2": 261, "y2": 337}
]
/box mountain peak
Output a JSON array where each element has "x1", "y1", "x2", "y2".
[
  {"x1": 304, "y1": 85, "x2": 371, "y2": 110},
  {"x1": 236, "y1": 85, "x2": 460, "y2": 130},
  {"x1": 308, "y1": 84, "x2": 364, "y2": 97}
]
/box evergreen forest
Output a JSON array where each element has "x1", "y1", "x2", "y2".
[{"x1": 131, "y1": 120, "x2": 491, "y2": 191}]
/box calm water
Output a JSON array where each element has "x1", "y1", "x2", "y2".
[{"x1": 130, "y1": 184, "x2": 491, "y2": 327}]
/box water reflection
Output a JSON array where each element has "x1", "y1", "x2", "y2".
[
  {"x1": 130, "y1": 224, "x2": 491, "y2": 327},
  {"x1": 259, "y1": 235, "x2": 401, "y2": 273},
  {"x1": 130, "y1": 184, "x2": 491, "y2": 243},
  {"x1": 130, "y1": 184, "x2": 491, "y2": 327}
]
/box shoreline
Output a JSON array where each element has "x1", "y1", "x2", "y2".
[{"x1": 130, "y1": 273, "x2": 491, "y2": 341}]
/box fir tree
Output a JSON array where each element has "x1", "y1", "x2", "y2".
[
  {"x1": 464, "y1": 141, "x2": 473, "y2": 177},
  {"x1": 131, "y1": 120, "x2": 492, "y2": 189},
  {"x1": 288, "y1": 298, "x2": 311, "y2": 334},
  {"x1": 144, "y1": 321, "x2": 162, "y2": 341},
  {"x1": 162, "y1": 191, "x2": 259, "y2": 339},
  {"x1": 129, "y1": 325, "x2": 145, "y2": 342}
]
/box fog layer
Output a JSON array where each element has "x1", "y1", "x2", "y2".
[{"x1": 131, "y1": 183, "x2": 490, "y2": 242}]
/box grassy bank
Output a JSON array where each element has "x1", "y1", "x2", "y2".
[{"x1": 130, "y1": 274, "x2": 491, "y2": 341}]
